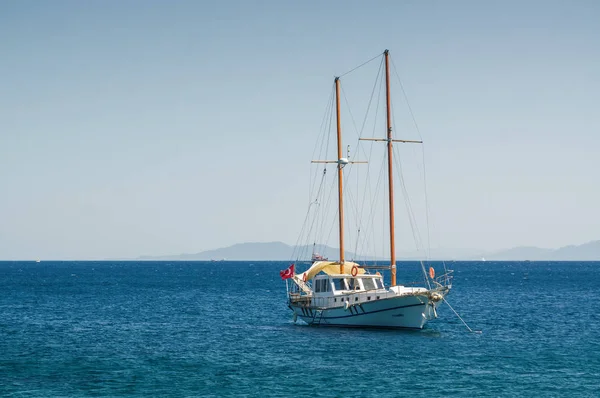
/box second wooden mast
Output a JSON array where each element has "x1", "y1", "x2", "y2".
[
  {"x1": 335, "y1": 77, "x2": 345, "y2": 273},
  {"x1": 312, "y1": 76, "x2": 356, "y2": 274},
  {"x1": 383, "y1": 50, "x2": 397, "y2": 286},
  {"x1": 360, "y1": 50, "x2": 422, "y2": 286}
]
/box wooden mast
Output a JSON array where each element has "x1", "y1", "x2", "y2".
[
  {"x1": 384, "y1": 50, "x2": 397, "y2": 286},
  {"x1": 359, "y1": 50, "x2": 422, "y2": 285},
  {"x1": 312, "y1": 78, "x2": 366, "y2": 273},
  {"x1": 335, "y1": 77, "x2": 345, "y2": 273}
]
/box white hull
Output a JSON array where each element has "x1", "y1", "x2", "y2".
[{"x1": 289, "y1": 288, "x2": 447, "y2": 330}]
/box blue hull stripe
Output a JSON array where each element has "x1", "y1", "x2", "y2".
[
  {"x1": 294, "y1": 301, "x2": 426, "y2": 320},
  {"x1": 312, "y1": 323, "x2": 422, "y2": 330}
]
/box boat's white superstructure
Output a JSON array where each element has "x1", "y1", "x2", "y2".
[{"x1": 284, "y1": 50, "x2": 452, "y2": 329}]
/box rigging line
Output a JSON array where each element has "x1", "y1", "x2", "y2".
[
  {"x1": 395, "y1": 104, "x2": 432, "y2": 263},
  {"x1": 443, "y1": 298, "x2": 482, "y2": 334},
  {"x1": 393, "y1": 145, "x2": 422, "y2": 252},
  {"x1": 393, "y1": 144, "x2": 430, "y2": 286},
  {"x1": 292, "y1": 199, "x2": 317, "y2": 261},
  {"x1": 342, "y1": 170, "x2": 360, "y2": 260},
  {"x1": 353, "y1": 148, "x2": 380, "y2": 266},
  {"x1": 332, "y1": 82, "x2": 378, "y2": 258},
  {"x1": 308, "y1": 85, "x2": 335, "y2": 207},
  {"x1": 335, "y1": 88, "x2": 368, "y2": 207},
  {"x1": 353, "y1": 227, "x2": 360, "y2": 262},
  {"x1": 357, "y1": 148, "x2": 387, "y2": 265},
  {"x1": 389, "y1": 95, "x2": 425, "y2": 255},
  {"x1": 300, "y1": 87, "x2": 336, "y2": 262},
  {"x1": 418, "y1": 145, "x2": 447, "y2": 273},
  {"x1": 355, "y1": 158, "x2": 361, "y2": 261},
  {"x1": 355, "y1": 64, "x2": 385, "y2": 259},
  {"x1": 392, "y1": 146, "x2": 427, "y2": 272},
  {"x1": 336, "y1": 146, "x2": 373, "y2": 257},
  {"x1": 355, "y1": 57, "x2": 385, "y2": 166},
  {"x1": 317, "y1": 86, "x2": 336, "y2": 187},
  {"x1": 319, "y1": 156, "x2": 339, "y2": 247},
  {"x1": 311, "y1": 83, "x2": 336, "y2": 161},
  {"x1": 311, "y1": 88, "x2": 337, "y2": 254},
  {"x1": 304, "y1": 168, "x2": 330, "y2": 259},
  {"x1": 340, "y1": 86, "x2": 361, "y2": 140},
  {"x1": 343, "y1": 58, "x2": 383, "y2": 260},
  {"x1": 340, "y1": 54, "x2": 382, "y2": 143},
  {"x1": 295, "y1": 171, "x2": 329, "y2": 261},
  {"x1": 351, "y1": 58, "x2": 384, "y2": 261},
  {"x1": 390, "y1": 56, "x2": 423, "y2": 140},
  {"x1": 343, "y1": 162, "x2": 371, "y2": 261},
  {"x1": 307, "y1": 168, "x2": 335, "y2": 258},
  {"x1": 316, "y1": 166, "x2": 339, "y2": 259},
  {"x1": 390, "y1": 58, "x2": 435, "y2": 262},
  {"x1": 420, "y1": 145, "x2": 432, "y2": 260},
  {"x1": 359, "y1": 57, "x2": 384, "y2": 138},
  {"x1": 298, "y1": 85, "x2": 335, "y2": 257},
  {"x1": 420, "y1": 259, "x2": 432, "y2": 289},
  {"x1": 331, "y1": 159, "x2": 365, "y2": 261},
  {"x1": 338, "y1": 51, "x2": 384, "y2": 78}
]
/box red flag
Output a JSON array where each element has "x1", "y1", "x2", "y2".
[{"x1": 280, "y1": 263, "x2": 294, "y2": 280}]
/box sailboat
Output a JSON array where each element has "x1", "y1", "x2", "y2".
[
  {"x1": 311, "y1": 252, "x2": 327, "y2": 262},
  {"x1": 283, "y1": 50, "x2": 452, "y2": 329}
]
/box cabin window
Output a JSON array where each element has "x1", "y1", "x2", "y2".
[
  {"x1": 348, "y1": 278, "x2": 361, "y2": 290},
  {"x1": 362, "y1": 278, "x2": 377, "y2": 290},
  {"x1": 375, "y1": 279, "x2": 385, "y2": 289},
  {"x1": 332, "y1": 278, "x2": 348, "y2": 291},
  {"x1": 314, "y1": 279, "x2": 329, "y2": 293}
]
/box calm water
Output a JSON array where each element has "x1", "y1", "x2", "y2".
[{"x1": 0, "y1": 260, "x2": 598, "y2": 397}]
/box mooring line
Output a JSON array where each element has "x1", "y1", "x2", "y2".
[{"x1": 443, "y1": 298, "x2": 482, "y2": 334}]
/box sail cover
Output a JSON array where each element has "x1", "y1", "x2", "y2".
[{"x1": 297, "y1": 261, "x2": 365, "y2": 281}]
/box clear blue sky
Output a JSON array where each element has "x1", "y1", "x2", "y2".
[{"x1": 1, "y1": 0, "x2": 599, "y2": 259}]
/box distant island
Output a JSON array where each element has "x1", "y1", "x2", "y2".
[{"x1": 134, "y1": 240, "x2": 600, "y2": 261}]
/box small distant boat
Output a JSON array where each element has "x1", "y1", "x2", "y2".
[
  {"x1": 35, "y1": 260, "x2": 41, "y2": 263},
  {"x1": 311, "y1": 252, "x2": 328, "y2": 262},
  {"x1": 481, "y1": 257, "x2": 486, "y2": 262},
  {"x1": 281, "y1": 50, "x2": 452, "y2": 330}
]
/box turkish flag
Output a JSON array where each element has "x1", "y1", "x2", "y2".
[{"x1": 280, "y1": 264, "x2": 295, "y2": 280}]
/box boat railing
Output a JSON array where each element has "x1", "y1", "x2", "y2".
[
  {"x1": 288, "y1": 276, "x2": 312, "y2": 295},
  {"x1": 433, "y1": 269, "x2": 454, "y2": 288}
]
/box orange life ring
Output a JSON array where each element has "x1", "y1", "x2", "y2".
[
  {"x1": 351, "y1": 265, "x2": 358, "y2": 277},
  {"x1": 303, "y1": 273, "x2": 308, "y2": 283},
  {"x1": 429, "y1": 267, "x2": 435, "y2": 279}
]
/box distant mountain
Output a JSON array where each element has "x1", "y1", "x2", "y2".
[
  {"x1": 484, "y1": 246, "x2": 554, "y2": 261},
  {"x1": 486, "y1": 240, "x2": 600, "y2": 261},
  {"x1": 137, "y1": 242, "x2": 367, "y2": 261},
  {"x1": 551, "y1": 240, "x2": 600, "y2": 261},
  {"x1": 136, "y1": 240, "x2": 600, "y2": 261}
]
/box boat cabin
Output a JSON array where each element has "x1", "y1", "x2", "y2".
[{"x1": 312, "y1": 274, "x2": 385, "y2": 295}]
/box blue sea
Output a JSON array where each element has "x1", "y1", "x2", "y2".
[{"x1": 0, "y1": 260, "x2": 598, "y2": 397}]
